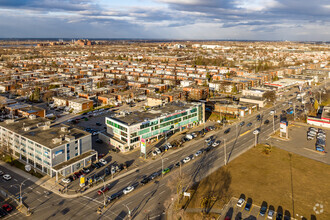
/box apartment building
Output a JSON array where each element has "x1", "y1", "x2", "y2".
[
  {"x1": 0, "y1": 116, "x2": 96, "y2": 181},
  {"x1": 105, "y1": 101, "x2": 205, "y2": 152},
  {"x1": 53, "y1": 96, "x2": 93, "y2": 113}
]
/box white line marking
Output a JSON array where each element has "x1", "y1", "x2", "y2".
[
  {"x1": 28, "y1": 187, "x2": 33, "y2": 190},
  {"x1": 36, "y1": 191, "x2": 41, "y2": 194},
  {"x1": 14, "y1": 179, "x2": 18, "y2": 182},
  {"x1": 159, "y1": 190, "x2": 166, "y2": 195},
  {"x1": 144, "y1": 192, "x2": 150, "y2": 196},
  {"x1": 82, "y1": 195, "x2": 103, "y2": 205}
]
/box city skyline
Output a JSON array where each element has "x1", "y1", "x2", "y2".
[{"x1": 0, "y1": 0, "x2": 329, "y2": 41}]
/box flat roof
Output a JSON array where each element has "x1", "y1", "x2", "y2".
[
  {"x1": 52, "y1": 150, "x2": 97, "y2": 171},
  {"x1": 0, "y1": 117, "x2": 91, "y2": 149},
  {"x1": 109, "y1": 101, "x2": 197, "y2": 126}
]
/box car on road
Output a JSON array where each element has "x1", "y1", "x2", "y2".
[
  {"x1": 61, "y1": 178, "x2": 71, "y2": 184},
  {"x1": 99, "y1": 159, "x2": 107, "y2": 165},
  {"x1": 150, "y1": 172, "x2": 159, "y2": 180},
  {"x1": 175, "y1": 162, "x2": 181, "y2": 167},
  {"x1": 2, "y1": 174, "x2": 11, "y2": 181},
  {"x1": 108, "y1": 192, "x2": 122, "y2": 202},
  {"x1": 267, "y1": 210, "x2": 274, "y2": 219},
  {"x1": 244, "y1": 202, "x2": 252, "y2": 211},
  {"x1": 212, "y1": 140, "x2": 221, "y2": 147},
  {"x1": 224, "y1": 128, "x2": 231, "y2": 134},
  {"x1": 205, "y1": 146, "x2": 212, "y2": 152},
  {"x1": 194, "y1": 150, "x2": 202, "y2": 157},
  {"x1": 96, "y1": 122, "x2": 102, "y2": 126},
  {"x1": 2, "y1": 204, "x2": 13, "y2": 213},
  {"x1": 264, "y1": 120, "x2": 270, "y2": 124},
  {"x1": 240, "y1": 121, "x2": 245, "y2": 126},
  {"x1": 205, "y1": 138, "x2": 212, "y2": 143},
  {"x1": 140, "y1": 177, "x2": 150, "y2": 185},
  {"x1": 269, "y1": 110, "x2": 276, "y2": 115},
  {"x1": 236, "y1": 198, "x2": 245, "y2": 207},
  {"x1": 247, "y1": 122, "x2": 252, "y2": 127},
  {"x1": 97, "y1": 186, "x2": 109, "y2": 195},
  {"x1": 123, "y1": 186, "x2": 135, "y2": 195},
  {"x1": 183, "y1": 157, "x2": 191, "y2": 163},
  {"x1": 260, "y1": 206, "x2": 267, "y2": 216},
  {"x1": 162, "y1": 168, "x2": 170, "y2": 175}
]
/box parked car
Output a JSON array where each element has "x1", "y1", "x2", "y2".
[
  {"x1": 2, "y1": 174, "x2": 11, "y2": 181},
  {"x1": 62, "y1": 178, "x2": 71, "y2": 184},
  {"x1": 267, "y1": 210, "x2": 274, "y2": 219},
  {"x1": 247, "y1": 122, "x2": 252, "y2": 127},
  {"x1": 150, "y1": 172, "x2": 159, "y2": 180},
  {"x1": 260, "y1": 206, "x2": 267, "y2": 216},
  {"x1": 224, "y1": 128, "x2": 231, "y2": 134},
  {"x1": 155, "y1": 148, "x2": 161, "y2": 155},
  {"x1": 0, "y1": 209, "x2": 6, "y2": 218},
  {"x1": 96, "y1": 139, "x2": 103, "y2": 143},
  {"x1": 264, "y1": 120, "x2": 270, "y2": 124},
  {"x1": 276, "y1": 213, "x2": 283, "y2": 220},
  {"x1": 236, "y1": 198, "x2": 245, "y2": 207},
  {"x1": 152, "y1": 151, "x2": 157, "y2": 156},
  {"x1": 244, "y1": 202, "x2": 252, "y2": 211},
  {"x1": 99, "y1": 159, "x2": 107, "y2": 165},
  {"x1": 240, "y1": 121, "x2": 245, "y2": 126},
  {"x1": 123, "y1": 186, "x2": 135, "y2": 195}
]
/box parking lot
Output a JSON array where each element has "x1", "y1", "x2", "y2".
[
  {"x1": 220, "y1": 197, "x2": 295, "y2": 220},
  {"x1": 269, "y1": 123, "x2": 330, "y2": 164}
]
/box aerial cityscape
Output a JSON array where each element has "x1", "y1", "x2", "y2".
[{"x1": 0, "y1": 1, "x2": 329, "y2": 220}]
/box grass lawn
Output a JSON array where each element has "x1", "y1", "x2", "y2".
[{"x1": 186, "y1": 144, "x2": 330, "y2": 219}]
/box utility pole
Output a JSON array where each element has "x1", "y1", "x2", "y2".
[
  {"x1": 224, "y1": 139, "x2": 227, "y2": 165},
  {"x1": 11, "y1": 178, "x2": 30, "y2": 206},
  {"x1": 159, "y1": 154, "x2": 168, "y2": 178},
  {"x1": 254, "y1": 133, "x2": 258, "y2": 147},
  {"x1": 123, "y1": 204, "x2": 131, "y2": 219},
  {"x1": 272, "y1": 113, "x2": 275, "y2": 133}
]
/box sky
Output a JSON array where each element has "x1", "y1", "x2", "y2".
[{"x1": 0, "y1": 0, "x2": 329, "y2": 41}]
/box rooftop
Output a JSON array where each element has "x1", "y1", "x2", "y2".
[
  {"x1": 0, "y1": 117, "x2": 91, "y2": 149},
  {"x1": 109, "y1": 101, "x2": 197, "y2": 126}
]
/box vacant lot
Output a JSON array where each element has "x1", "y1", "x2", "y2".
[{"x1": 186, "y1": 144, "x2": 330, "y2": 219}]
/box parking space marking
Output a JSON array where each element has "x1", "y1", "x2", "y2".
[
  {"x1": 159, "y1": 190, "x2": 165, "y2": 195},
  {"x1": 36, "y1": 191, "x2": 41, "y2": 194},
  {"x1": 28, "y1": 186, "x2": 33, "y2": 190},
  {"x1": 249, "y1": 204, "x2": 254, "y2": 214},
  {"x1": 144, "y1": 192, "x2": 150, "y2": 196},
  {"x1": 14, "y1": 179, "x2": 18, "y2": 182}
]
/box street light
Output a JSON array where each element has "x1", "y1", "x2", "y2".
[
  {"x1": 11, "y1": 178, "x2": 30, "y2": 205},
  {"x1": 123, "y1": 204, "x2": 131, "y2": 219},
  {"x1": 158, "y1": 154, "x2": 168, "y2": 178}
]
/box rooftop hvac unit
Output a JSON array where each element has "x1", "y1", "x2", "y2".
[
  {"x1": 42, "y1": 125, "x2": 50, "y2": 130},
  {"x1": 29, "y1": 114, "x2": 36, "y2": 120},
  {"x1": 23, "y1": 126, "x2": 31, "y2": 131},
  {"x1": 61, "y1": 127, "x2": 68, "y2": 132}
]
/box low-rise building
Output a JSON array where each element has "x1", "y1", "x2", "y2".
[
  {"x1": 105, "y1": 101, "x2": 205, "y2": 152},
  {"x1": 0, "y1": 116, "x2": 96, "y2": 180},
  {"x1": 239, "y1": 96, "x2": 267, "y2": 108}
]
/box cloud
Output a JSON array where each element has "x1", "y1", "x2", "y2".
[{"x1": 0, "y1": 0, "x2": 329, "y2": 40}]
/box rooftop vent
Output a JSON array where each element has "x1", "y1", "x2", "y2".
[
  {"x1": 52, "y1": 137, "x2": 62, "y2": 145},
  {"x1": 41, "y1": 125, "x2": 50, "y2": 130},
  {"x1": 61, "y1": 127, "x2": 68, "y2": 132},
  {"x1": 23, "y1": 126, "x2": 31, "y2": 131},
  {"x1": 5, "y1": 119, "x2": 15, "y2": 124},
  {"x1": 29, "y1": 114, "x2": 36, "y2": 120}
]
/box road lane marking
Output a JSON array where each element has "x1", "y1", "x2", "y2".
[
  {"x1": 144, "y1": 192, "x2": 150, "y2": 196},
  {"x1": 36, "y1": 191, "x2": 41, "y2": 194},
  {"x1": 159, "y1": 190, "x2": 166, "y2": 195},
  {"x1": 14, "y1": 179, "x2": 18, "y2": 182},
  {"x1": 28, "y1": 187, "x2": 33, "y2": 190},
  {"x1": 240, "y1": 130, "x2": 251, "y2": 137},
  {"x1": 82, "y1": 195, "x2": 103, "y2": 205}
]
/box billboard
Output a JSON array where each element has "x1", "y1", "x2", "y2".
[
  {"x1": 280, "y1": 121, "x2": 288, "y2": 133},
  {"x1": 140, "y1": 138, "x2": 146, "y2": 154},
  {"x1": 80, "y1": 175, "x2": 85, "y2": 185}
]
